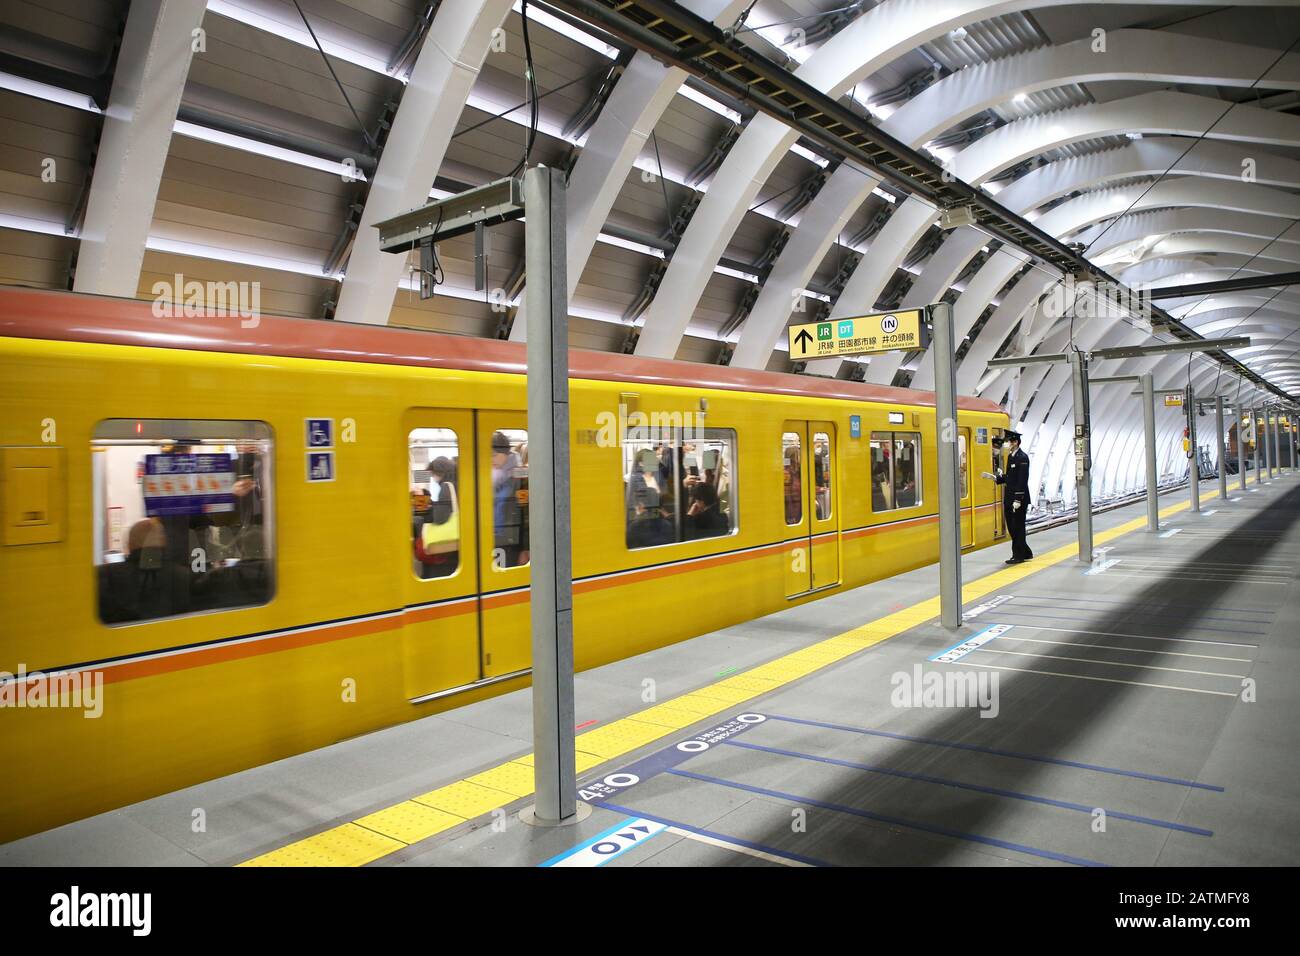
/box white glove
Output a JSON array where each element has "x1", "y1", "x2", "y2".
[{"x1": 1012, "y1": 500, "x2": 1021, "y2": 512}]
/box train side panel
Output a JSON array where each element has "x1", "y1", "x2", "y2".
[{"x1": 0, "y1": 335, "x2": 1007, "y2": 840}]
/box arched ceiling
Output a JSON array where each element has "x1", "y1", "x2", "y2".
[{"x1": 3, "y1": 0, "x2": 1300, "y2": 503}]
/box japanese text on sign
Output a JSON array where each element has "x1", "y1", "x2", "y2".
[{"x1": 789, "y1": 309, "x2": 929, "y2": 359}]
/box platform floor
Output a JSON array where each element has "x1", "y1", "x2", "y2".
[{"x1": 6, "y1": 474, "x2": 1299, "y2": 867}]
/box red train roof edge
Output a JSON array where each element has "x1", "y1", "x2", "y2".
[{"x1": 0, "y1": 286, "x2": 1005, "y2": 414}]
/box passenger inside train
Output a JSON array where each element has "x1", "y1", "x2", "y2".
[
  {"x1": 94, "y1": 419, "x2": 274, "y2": 625},
  {"x1": 410, "y1": 428, "x2": 460, "y2": 579},
  {"x1": 625, "y1": 427, "x2": 735, "y2": 549}
]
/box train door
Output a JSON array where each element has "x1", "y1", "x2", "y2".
[
  {"x1": 402, "y1": 410, "x2": 481, "y2": 701},
  {"x1": 992, "y1": 430, "x2": 1007, "y2": 540},
  {"x1": 782, "y1": 421, "x2": 841, "y2": 598},
  {"x1": 476, "y1": 412, "x2": 532, "y2": 678},
  {"x1": 959, "y1": 427, "x2": 975, "y2": 548}
]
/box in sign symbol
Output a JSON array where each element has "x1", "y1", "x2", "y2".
[{"x1": 881, "y1": 314, "x2": 899, "y2": 334}]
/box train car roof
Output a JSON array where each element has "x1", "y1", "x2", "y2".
[{"x1": 0, "y1": 287, "x2": 1005, "y2": 415}]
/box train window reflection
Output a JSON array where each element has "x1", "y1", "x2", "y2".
[
  {"x1": 490, "y1": 428, "x2": 529, "y2": 569},
  {"x1": 625, "y1": 427, "x2": 736, "y2": 549},
  {"x1": 870, "y1": 431, "x2": 922, "y2": 511},
  {"x1": 813, "y1": 432, "x2": 831, "y2": 520},
  {"x1": 409, "y1": 428, "x2": 460, "y2": 580},
  {"x1": 782, "y1": 432, "x2": 802, "y2": 525},
  {"x1": 92, "y1": 420, "x2": 274, "y2": 625}
]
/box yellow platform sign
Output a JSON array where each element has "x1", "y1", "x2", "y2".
[
  {"x1": 1164, "y1": 394, "x2": 1183, "y2": 407},
  {"x1": 788, "y1": 309, "x2": 929, "y2": 359}
]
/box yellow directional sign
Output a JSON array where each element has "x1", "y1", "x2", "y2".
[{"x1": 788, "y1": 309, "x2": 930, "y2": 360}]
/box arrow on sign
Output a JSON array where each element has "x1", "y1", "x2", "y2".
[{"x1": 794, "y1": 328, "x2": 814, "y2": 353}]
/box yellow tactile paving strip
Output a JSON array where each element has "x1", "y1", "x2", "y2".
[{"x1": 241, "y1": 500, "x2": 1191, "y2": 866}]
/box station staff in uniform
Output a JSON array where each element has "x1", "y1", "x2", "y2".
[{"x1": 983, "y1": 430, "x2": 1033, "y2": 564}]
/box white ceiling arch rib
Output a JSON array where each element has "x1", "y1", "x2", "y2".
[
  {"x1": 807, "y1": 91, "x2": 1300, "y2": 385},
  {"x1": 331, "y1": 0, "x2": 515, "y2": 327},
  {"x1": 505, "y1": 0, "x2": 749, "y2": 343},
  {"x1": 629, "y1": 0, "x2": 1261, "y2": 362},
  {"x1": 730, "y1": 25, "x2": 1300, "y2": 370}
]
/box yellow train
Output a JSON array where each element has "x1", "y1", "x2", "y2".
[{"x1": 0, "y1": 286, "x2": 1008, "y2": 841}]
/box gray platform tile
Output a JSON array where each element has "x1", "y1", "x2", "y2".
[
  {"x1": 0, "y1": 812, "x2": 205, "y2": 867},
  {"x1": 393, "y1": 803, "x2": 635, "y2": 868}
]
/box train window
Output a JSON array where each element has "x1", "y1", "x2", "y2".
[
  {"x1": 624, "y1": 427, "x2": 736, "y2": 550},
  {"x1": 782, "y1": 432, "x2": 802, "y2": 525},
  {"x1": 92, "y1": 420, "x2": 274, "y2": 626},
  {"x1": 894, "y1": 434, "x2": 921, "y2": 508},
  {"x1": 870, "y1": 431, "x2": 923, "y2": 512},
  {"x1": 490, "y1": 428, "x2": 529, "y2": 569},
  {"x1": 409, "y1": 428, "x2": 460, "y2": 580},
  {"x1": 959, "y1": 433, "x2": 969, "y2": 500},
  {"x1": 813, "y1": 432, "x2": 831, "y2": 520}
]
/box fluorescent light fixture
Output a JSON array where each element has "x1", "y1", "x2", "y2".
[
  {"x1": 871, "y1": 187, "x2": 897, "y2": 204},
  {"x1": 511, "y1": 0, "x2": 618, "y2": 58},
  {"x1": 3, "y1": 216, "x2": 345, "y2": 284},
  {"x1": 715, "y1": 264, "x2": 760, "y2": 283},
  {"x1": 678, "y1": 84, "x2": 743, "y2": 123},
  {"x1": 397, "y1": 274, "x2": 633, "y2": 326},
  {"x1": 397, "y1": 275, "x2": 509, "y2": 305},
  {"x1": 0, "y1": 71, "x2": 101, "y2": 113},
  {"x1": 0, "y1": 213, "x2": 75, "y2": 237},
  {"x1": 1013, "y1": 92, "x2": 1029, "y2": 105},
  {"x1": 789, "y1": 143, "x2": 829, "y2": 168},
  {"x1": 145, "y1": 235, "x2": 340, "y2": 278},
  {"x1": 174, "y1": 121, "x2": 368, "y2": 180},
  {"x1": 596, "y1": 233, "x2": 666, "y2": 258},
  {"x1": 207, "y1": 0, "x2": 396, "y2": 76}
]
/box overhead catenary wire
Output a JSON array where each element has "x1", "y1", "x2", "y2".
[
  {"x1": 290, "y1": 0, "x2": 378, "y2": 154},
  {"x1": 509, "y1": 0, "x2": 541, "y2": 178},
  {"x1": 1079, "y1": 34, "x2": 1300, "y2": 259}
]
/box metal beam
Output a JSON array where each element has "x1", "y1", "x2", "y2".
[
  {"x1": 1238, "y1": 404, "x2": 1248, "y2": 492},
  {"x1": 550, "y1": 0, "x2": 1294, "y2": 402},
  {"x1": 1215, "y1": 395, "x2": 1228, "y2": 500},
  {"x1": 1070, "y1": 349, "x2": 1093, "y2": 561},
  {"x1": 375, "y1": 177, "x2": 524, "y2": 252},
  {"x1": 1148, "y1": 268, "x2": 1300, "y2": 300},
  {"x1": 932, "y1": 301, "x2": 962, "y2": 629},
  {"x1": 522, "y1": 165, "x2": 580, "y2": 826},
  {"x1": 988, "y1": 336, "x2": 1253, "y2": 368},
  {"x1": 1188, "y1": 381, "x2": 1200, "y2": 513},
  {"x1": 1142, "y1": 372, "x2": 1159, "y2": 531}
]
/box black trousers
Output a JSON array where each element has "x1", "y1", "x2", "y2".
[{"x1": 1005, "y1": 494, "x2": 1032, "y2": 559}]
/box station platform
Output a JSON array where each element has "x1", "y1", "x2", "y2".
[{"x1": 6, "y1": 475, "x2": 1299, "y2": 868}]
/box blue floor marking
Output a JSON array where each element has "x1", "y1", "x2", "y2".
[
  {"x1": 766, "y1": 713, "x2": 1225, "y2": 791},
  {"x1": 591, "y1": 800, "x2": 832, "y2": 867},
  {"x1": 666, "y1": 768, "x2": 1108, "y2": 867},
  {"x1": 723, "y1": 739, "x2": 1212, "y2": 836},
  {"x1": 538, "y1": 817, "x2": 646, "y2": 867}
]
